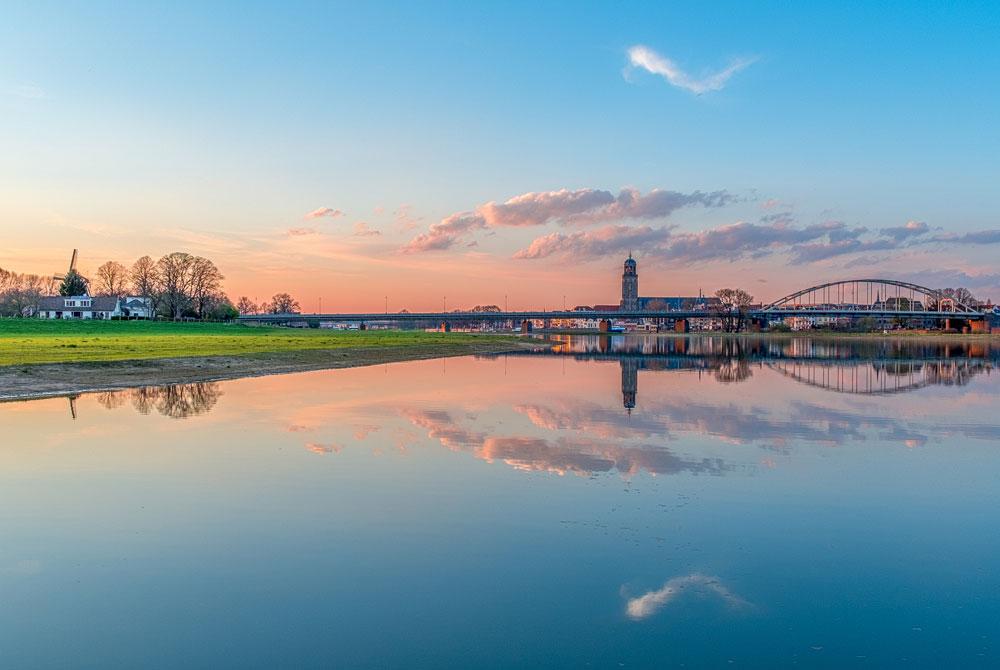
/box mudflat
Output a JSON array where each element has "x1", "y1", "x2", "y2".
[{"x1": 0, "y1": 339, "x2": 543, "y2": 400}]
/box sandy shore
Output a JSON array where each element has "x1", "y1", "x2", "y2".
[{"x1": 0, "y1": 340, "x2": 546, "y2": 401}]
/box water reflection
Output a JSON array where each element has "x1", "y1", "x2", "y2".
[
  {"x1": 403, "y1": 408, "x2": 727, "y2": 477},
  {"x1": 625, "y1": 573, "x2": 751, "y2": 620},
  {"x1": 4, "y1": 336, "x2": 1000, "y2": 667},
  {"x1": 86, "y1": 382, "x2": 222, "y2": 419},
  {"x1": 12, "y1": 335, "x2": 1000, "y2": 479}
]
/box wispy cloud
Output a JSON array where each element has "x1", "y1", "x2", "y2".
[
  {"x1": 402, "y1": 187, "x2": 733, "y2": 253},
  {"x1": 9, "y1": 83, "x2": 45, "y2": 100},
  {"x1": 286, "y1": 227, "x2": 317, "y2": 237},
  {"x1": 881, "y1": 220, "x2": 929, "y2": 241},
  {"x1": 353, "y1": 222, "x2": 381, "y2": 237},
  {"x1": 304, "y1": 207, "x2": 344, "y2": 220},
  {"x1": 626, "y1": 45, "x2": 756, "y2": 94}
]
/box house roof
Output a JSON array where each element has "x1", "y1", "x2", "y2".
[{"x1": 36, "y1": 295, "x2": 120, "y2": 311}]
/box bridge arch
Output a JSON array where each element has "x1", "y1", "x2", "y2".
[{"x1": 763, "y1": 279, "x2": 978, "y2": 313}]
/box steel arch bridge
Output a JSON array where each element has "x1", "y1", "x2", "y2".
[
  {"x1": 762, "y1": 279, "x2": 979, "y2": 314},
  {"x1": 239, "y1": 277, "x2": 988, "y2": 325}
]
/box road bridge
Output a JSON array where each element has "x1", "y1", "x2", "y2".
[{"x1": 238, "y1": 279, "x2": 991, "y2": 329}]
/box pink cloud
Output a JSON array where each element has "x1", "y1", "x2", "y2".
[
  {"x1": 353, "y1": 222, "x2": 381, "y2": 237},
  {"x1": 305, "y1": 207, "x2": 344, "y2": 219},
  {"x1": 402, "y1": 187, "x2": 733, "y2": 253},
  {"x1": 287, "y1": 227, "x2": 318, "y2": 236}
]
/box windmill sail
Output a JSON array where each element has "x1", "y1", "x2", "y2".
[{"x1": 54, "y1": 249, "x2": 79, "y2": 281}]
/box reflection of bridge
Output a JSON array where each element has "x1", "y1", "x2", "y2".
[
  {"x1": 491, "y1": 334, "x2": 996, "y2": 408},
  {"x1": 765, "y1": 359, "x2": 991, "y2": 395},
  {"x1": 239, "y1": 278, "x2": 990, "y2": 330}
]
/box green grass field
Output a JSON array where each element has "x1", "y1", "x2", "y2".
[{"x1": 0, "y1": 319, "x2": 516, "y2": 366}]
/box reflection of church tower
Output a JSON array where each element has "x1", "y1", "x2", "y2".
[
  {"x1": 621, "y1": 254, "x2": 638, "y2": 311},
  {"x1": 621, "y1": 357, "x2": 638, "y2": 412}
]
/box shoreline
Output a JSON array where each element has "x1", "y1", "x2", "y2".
[
  {"x1": 0, "y1": 339, "x2": 545, "y2": 402},
  {"x1": 536, "y1": 329, "x2": 998, "y2": 341}
]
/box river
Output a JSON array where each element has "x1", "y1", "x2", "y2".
[{"x1": 2, "y1": 334, "x2": 999, "y2": 668}]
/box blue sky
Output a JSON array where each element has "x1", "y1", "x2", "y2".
[{"x1": 2, "y1": 1, "x2": 998, "y2": 308}]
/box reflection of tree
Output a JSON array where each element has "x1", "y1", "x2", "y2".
[
  {"x1": 714, "y1": 359, "x2": 753, "y2": 384},
  {"x1": 96, "y1": 390, "x2": 128, "y2": 410},
  {"x1": 151, "y1": 383, "x2": 221, "y2": 418},
  {"x1": 125, "y1": 383, "x2": 222, "y2": 418},
  {"x1": 87, "y1": 383, "x2": 223, "y2": 418}
]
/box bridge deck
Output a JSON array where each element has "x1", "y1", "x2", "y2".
[{"x1": 239, "y1": 308, "x2": 986, "y2": 323}]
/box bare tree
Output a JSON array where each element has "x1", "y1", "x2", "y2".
[
  {"x1": 94, "y1": 261, "x2": 129, "y2": 296},
  {"x1": 269, "y1": 293, "x2": 300, "y2": 314},
  {"x1": 939, "y1": 287, "x2": 981, "y2": 307},
  {"x1": 188, "y1": 257, "x2": 224, "y2": 318},
  {"x1": 130, "y1": 255, "x2": 159, "y2": 299},
  {"x1": 155, "y1": 252, "x2": 195, "y2": 319},
  {"x1": 714, "y1": 288, "x2": 754, "y2": 332},
  {"x1": 236, "y1": 296, "x2": 258, "y2": 315},
  {"x1": 0, "y1": 267, "x2": 55, "y2": 316}
]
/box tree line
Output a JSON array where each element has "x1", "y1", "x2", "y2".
[
  {"x1": 234, "y1": 293, "x2": 301, "y2": 316},
  {"x1": 0, "y1": 268, "x2": 58, "y2": 317},
  {"x1": 1, "y1": 252, "x2": 238, "y2": 319}
]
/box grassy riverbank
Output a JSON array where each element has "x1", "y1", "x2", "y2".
[
  {"x1": 0, "y1": 319, "x2": 528, "y2": 367},
  {"x1": 0, "y1": 320, "x2": 543, "y2": 400}
]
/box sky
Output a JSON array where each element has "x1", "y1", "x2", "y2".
[{"x1": 1, "y1": 1, "x2": 999, "y2": 311}]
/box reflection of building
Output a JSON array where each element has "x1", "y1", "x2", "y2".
[{"x1": 621, "y1": 357, "x2": 637, "y2": 412}]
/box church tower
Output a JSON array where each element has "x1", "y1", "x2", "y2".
[{"x1": 621, "y1": 253, "x2": 638, "y2": 311}]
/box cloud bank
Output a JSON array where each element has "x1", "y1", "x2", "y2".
[
  {"x1": 513, "y1": 215, "x2": 1000, "y2": 267},
  {"x1": 626, "y1": 45, "x2": 755, "y2": 94}
]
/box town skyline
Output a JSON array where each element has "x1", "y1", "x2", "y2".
[{"x1": 3, "y1": 3, "x2": 1000, "y2": 310}]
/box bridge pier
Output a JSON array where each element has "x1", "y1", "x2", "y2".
[
  {"x1": 440, "y1": 321, "x2": 451, "y2": 332},
  {"x1": 599, "y1": 319, "x2": 611, "y2": 333},
  {"x1": 971, "y1": 320, "x2": 991, "y2": 334},
  {"x1": 674, "y1": 319, "x2": 689, "y2": 334},
  {"x1": 359, "y1": 322, "x2": 367, "y2": 331},
  {"x1": 520, "y1": 320, "x2": 533, "y2": 333}
]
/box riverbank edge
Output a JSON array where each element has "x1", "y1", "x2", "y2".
[
  {"x1": 0, "y1": 339, "x2": 548, "y2": 402},
  {"x1": 537, "y1": 329, "x2": 999, "y2": 341}
]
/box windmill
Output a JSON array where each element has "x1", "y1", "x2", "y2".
[{"x1": 53, "y1": 249, "x2": 79, "y2": 282}]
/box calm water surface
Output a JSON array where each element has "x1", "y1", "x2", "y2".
[{"x1": 2, "y1": 335, "x2": 999, "y2": 668}]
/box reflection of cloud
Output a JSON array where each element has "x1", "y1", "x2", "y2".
[
  {"x1": 305, "y1": 442, "x2": 342, "y2": 455},
  {"x1": 354, "y1": 424, "x2": 380, "y2": 440},
  {"x1": 626, "y1": 573, "x2": 749, "y2": 620},
  {"x1": 403, "y1": 409, "x2": 725, "y2": 477}
]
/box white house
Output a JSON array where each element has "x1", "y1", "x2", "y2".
[{"x1": 36, "y1": 293, "x2": 154, "y2": 319}]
